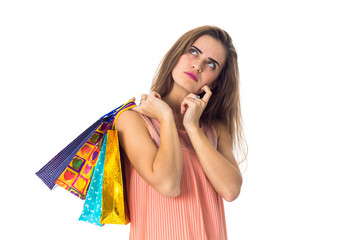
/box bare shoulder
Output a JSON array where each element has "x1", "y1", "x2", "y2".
[
  {"x1": 116, "y1": 109, "x2": 149, "y2": 133},
  {"x1": 212, "y1": 121, "x2": 229, "y2": 139}
]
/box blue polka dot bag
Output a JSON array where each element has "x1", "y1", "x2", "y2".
[{"x1": 78, "y1": 134, "x2": 107, "y2": 226}]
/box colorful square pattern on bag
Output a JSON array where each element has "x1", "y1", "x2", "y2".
[{"x1": 55, "y1": 122, "x2": 108, "y2": 199}]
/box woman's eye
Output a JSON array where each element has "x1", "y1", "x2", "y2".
[
  {"x1": 190, "y1": 48, "x2": 198, "y2": 55},
  {"x1": 208, "y1": 62, "x2": 216, "y2": 69}
]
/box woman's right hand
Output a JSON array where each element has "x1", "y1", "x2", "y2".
[{"x1": 130, "y1": 92, "x2": 173, "y2": 121}]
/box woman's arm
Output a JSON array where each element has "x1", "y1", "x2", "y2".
[
  {"x1": 180, "y1": 86, "x2": 242, "y2": 202},
  {"x1": 186, "y1": 122, "x2": 242, "y2": 202},
  {"x1": 117, "y1": 95, "x2": 183, "y2": 198}
]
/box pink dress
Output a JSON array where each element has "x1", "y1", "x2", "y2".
[{"x1": 125, "y1": 113, "x2": 228, "y2": 240}]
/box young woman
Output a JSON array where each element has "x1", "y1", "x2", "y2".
[{"x1": 117, "y1": 25, "x2": 248, "y2": 240}]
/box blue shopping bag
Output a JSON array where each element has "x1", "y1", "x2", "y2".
[{"x1": 78, "y1": 134, "x2": 107, "y2": 226}]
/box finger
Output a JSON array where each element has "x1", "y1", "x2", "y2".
[
  {"x1": 131, "y1": 106, "x2": 140, "y2": 112},
  {"x1": 180, "y1": 98, "x2": 189, "y2": 114},
  {"x1": 186, "y1": 93, "x2": 200, "y2": 100},
  {"x1": 139, "y1": 94, "x2": 147, "y2": 105},
  {"x1": 180, "y1": 98, "x2": 196, "y2": 114},
  {"x1": 128, "y1": 97, "x2": 136, "y2": 102},
  {"x1": 140, "y1": 94, "x2": 148, "y2": 100},
  {"x1": 201, "y1": 85, "x2": 212, "y2": 103},
  {"x1": 151, "y1": 92, "x2": 162, "y2": 99},
  {"x1": 131, "y1": 106, "x2": 145, "y2": 115}
]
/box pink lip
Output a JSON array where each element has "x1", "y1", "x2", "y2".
[{"x1": 185, "y1": 72, "x2": 198, "y2": 82}]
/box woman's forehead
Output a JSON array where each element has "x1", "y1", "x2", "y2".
[{"x1": 192, "y1": 35, "x2": 226, "y2": 66}]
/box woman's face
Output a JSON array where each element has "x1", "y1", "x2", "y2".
[{"x1": 171, "y1": 35, "x2": 226, "y2": 94}]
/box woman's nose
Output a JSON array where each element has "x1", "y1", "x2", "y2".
[{"x1": 192, "y1": 62, "x2": 202, "y2": 73}]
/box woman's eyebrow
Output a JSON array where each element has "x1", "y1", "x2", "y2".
[{"x1": 192, "y1": 45, "x2": 221, "y2": 68}]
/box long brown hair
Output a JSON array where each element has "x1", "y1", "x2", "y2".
[{"x1": 151, "y1": 25, "x2": 248, "y2": 167}]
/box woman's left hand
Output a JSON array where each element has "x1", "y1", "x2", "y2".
[{"x1": 181, "y1": 85, "x2": 212, "y2": 130}]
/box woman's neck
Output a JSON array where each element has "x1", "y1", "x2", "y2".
[
  {"x1": 162, "y1": 83, "x2": 189, "y2": 118},
  {"x1": 161, "y1": 83, "x2": 190, "y2": 129}
]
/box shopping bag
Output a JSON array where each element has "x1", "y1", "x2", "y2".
[
  {"x1": 54, "y1": 101, "x2": 136, "y2": 199},
  {"x1": 78, "y1": 134, "x2": 107, "y2": 226},
  {"x1": 100, "y1": 111, "x2": 130, "y2": 225},
  {"x1": 35, "y1": 101, "x2": 136, "y2": 190},
  {"x1": 54, "y1": 122, "x2": 109, "y2": 199},
  {"x1": 36, "y1": 118, "x2": 108, "y2": 190}
]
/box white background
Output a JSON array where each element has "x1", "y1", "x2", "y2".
[{"x1": 1, "y1": 0, "x2": 359, "y2": 239}]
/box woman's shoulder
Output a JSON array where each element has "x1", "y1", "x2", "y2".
[
  {"x1": 212, "y1": 121, "x2": 228, "y2": 139},
  {"x1": 116, "y1": 109, "x2": 149, "y2": 133}
]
